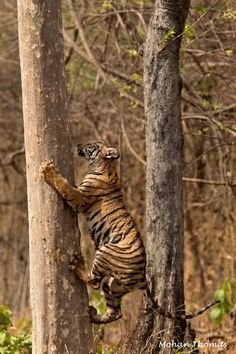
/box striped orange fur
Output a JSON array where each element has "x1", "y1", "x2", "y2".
[{"x1": 40, "y1": 141, "x2": 219, "y2": 324}]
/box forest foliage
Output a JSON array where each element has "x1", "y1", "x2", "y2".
[{"x1": 0, "y1": 305, "x2": 31, "y2": 354}]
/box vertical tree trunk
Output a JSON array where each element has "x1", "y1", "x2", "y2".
[
  {"x1": 145, "y1": 0, "x2": 190, "y2": 351},
  {"x1": 130, "y1": 1, "x2": 190, "y2": 353},
  {"x1": 17, "y1": 1, "x2": 93, "y2": 353}
]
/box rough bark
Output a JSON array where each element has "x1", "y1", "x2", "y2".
[
  {"x1": 130, "y1": 1, "x2": 190, "y2": 353},
  {"x1": 17, "y1": 1, "x2": 93, "y2": 353}
]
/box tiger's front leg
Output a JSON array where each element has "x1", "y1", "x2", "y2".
[{"x1": 40, "y1": 161, "x2": 86, "y2": 211}]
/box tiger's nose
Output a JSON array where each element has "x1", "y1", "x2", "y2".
[{"x1": 77, "y1": 144, "x2": 85, "y2": 156}]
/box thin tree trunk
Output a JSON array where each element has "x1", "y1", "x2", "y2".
[
  {"x1": 17, "y1": 1, "x2": 93, "y2": 353},
  {"x1": 129, "y1": 1, "x2": 190, "y2": 353}
]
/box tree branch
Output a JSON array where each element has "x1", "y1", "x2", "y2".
[
  {"x1": 183, "y1": 177, "x2": 236, "y2": 187},
  {"x1": 67, "y1": 0, "x2": 107, "y2": 80},
  {"x1": 0, "y1": 146, "x2": 25, "y2": 176},
  {"x1": 121, "y1": 120, "x2": 146, "y2": 165}
]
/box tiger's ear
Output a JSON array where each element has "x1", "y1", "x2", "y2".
[{"x1": 104, "y1": 148, "x2": 120, "y2": 159}]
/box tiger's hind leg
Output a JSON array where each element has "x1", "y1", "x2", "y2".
[
  {"x1": 88, "y1": 277, "x2": 128, "y2": 324},
  {"x1": 69, "y1": 254, "x2": 102, "y2": 290}
]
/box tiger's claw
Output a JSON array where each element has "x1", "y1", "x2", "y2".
[{"x1": 40, "y1": 161, "x2": 57, "y2": 181}]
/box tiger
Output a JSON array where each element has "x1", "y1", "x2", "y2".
[{"x1": 40, "y1": 141, "x2": 219, "y2": 324}]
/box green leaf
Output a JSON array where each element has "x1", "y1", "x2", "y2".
[
  {"x1": 0, "y1": 306, "x2": 12, "y2": 330},
  {"x1": 128, "y1": 49, "x2": 138, "y2": 57},
  {"x1": 196, "y1": 4, "x2": 208, "y2": 14},
  {"x1": 161, "y1": 28, "x2": 176, "y2": 45},
  {"x1": 0, "y1": 332, "x2": 7, "y2": 345},
  {"x1": 131, "y1": 72, "x2": 143, "y2": 84},
  {"x1": 210, "y1": 307, "x2": 224, "y2": 323},
  {"x1": 92, "y1": 290, "x2": 103, "y2": 301},
  {"x1": 202, "y1": 98, "x2": 210, "y2": 107},
  {"x1": 132, "y1": 73, "x2": 141, "y2": 80},
  {"x1": 101, "y1": 1, "x2": 111, "y2": 9},
  {"x1": 225, "y1": 49, "x2": 233, "y2": 57},
  {"x1": 222, "y1": 9, "x2": 236, "y2": 20},
  {"x1": 92, "y1": 291, "x2": 106, "y2": 315},
  {"x1": 184, "y1": 23, "x2": 195, "y2": 39},
  {"x1": 214, "y1": 289, "x2": 225, "y2": 302}
]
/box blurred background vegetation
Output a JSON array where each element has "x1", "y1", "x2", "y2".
[{"x1": 0, "y1": 0, "x2": 236, "y2": 352}]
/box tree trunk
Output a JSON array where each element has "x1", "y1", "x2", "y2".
[
  {"x1": 17, "y1": 1, "x2": 93, "y2": 353},
  {"x1": 130, "y1": 1, "x2": 190, "y2": 353}
]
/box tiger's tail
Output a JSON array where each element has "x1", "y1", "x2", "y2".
[{"x1": 145, "y1": 286, "x2": 220, "y2": 320}]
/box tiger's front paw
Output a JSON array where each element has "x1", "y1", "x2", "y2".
[{"x1": 40, "y1": 161, "x2": 57, "y2": 182}]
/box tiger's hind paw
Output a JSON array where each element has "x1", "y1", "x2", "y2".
[
  {"x1": 88, "y1": 306, "x2": 122, "y2": 324},
  {"x1": 69, "y1": 254, "x2": 88, "y2": 282},
  {"x1": 69, "y1": 253, "x2": 85, "y2": 268},
  {"x1": 87, "y1": 305, "x2": 98, "y2": 321}
]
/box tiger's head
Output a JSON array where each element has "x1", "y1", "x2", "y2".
[{"x1": 77, "y1": 141, "x2": 120, "y2": 166}]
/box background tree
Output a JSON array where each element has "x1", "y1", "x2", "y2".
[
  {"x1": 17, "y1": 1, "x2": 92, "y2": 353},
  {"x1": 129, "y1": 1, "x2": 190, "y2": 352}
]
